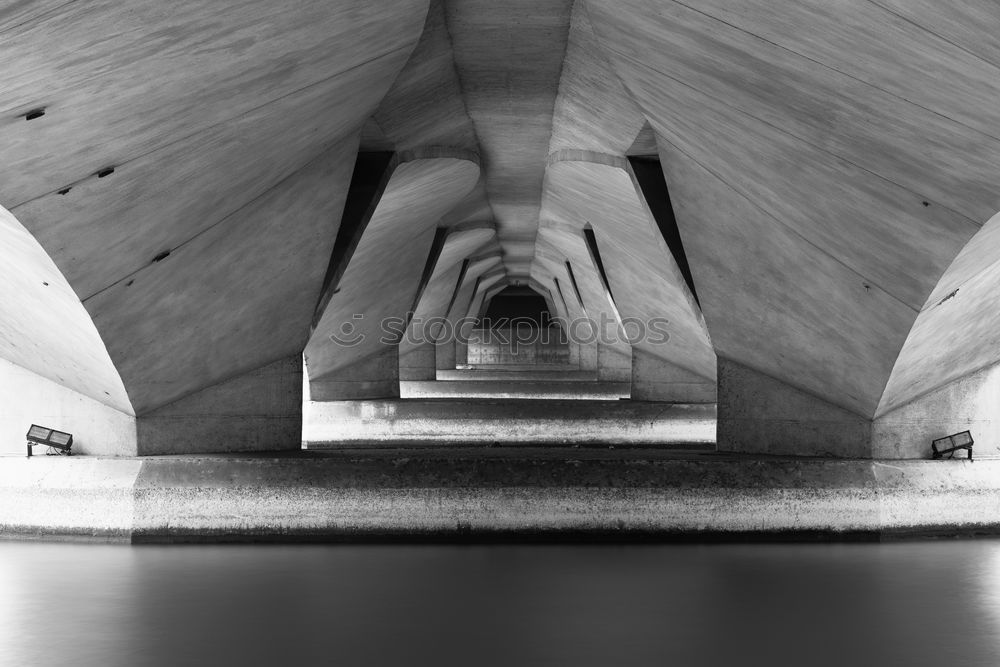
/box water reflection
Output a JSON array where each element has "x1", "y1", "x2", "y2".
[{"x1": 2, "y1": 540, "x2": 1000, "y2": 666}]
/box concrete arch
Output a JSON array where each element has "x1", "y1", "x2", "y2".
[
  {"x1": 398, "y1": 222, "x2": 498, "y2": 380},
  {"x1": 584, "y1": 0, "x2": 999, "y2": 454},
  {"x1": 875, "y1": 211, "x2": 1000, "y2": 457},
  {"x1": 477, "y1": 283, "x2": 558, "y2": 324},
  {"x1": 4, "y1": 0, "x2": 431, "y2": 454},
  {"x1": 0, "y1": 204, "x2": 134, "y2": 454},
  {"x1": 305, "y1": 148, "x2": 482, "y2": 399}
]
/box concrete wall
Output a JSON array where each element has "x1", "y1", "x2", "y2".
[
  {"x1": 873, "y1": 361, "x2": 1000, "y2": 459},
  {"x1": 466, "y1": 327, "x2": 572, "y2": 366},
  {"x1": 597, "y1": 342, "x2": 632, "y2": 383},
  {"x1": 585, "y1": 0, "x2": 999, "y2": 450},
  {"x1": 305, "y1": 399, "x2": 713, "y2": 446},
  {"x1": 632, "y1": 349, "x2": 716, "y2": 403},
  {"x1": 305, "y1": 152, "x2": 481, "y2": 388},
  {"x1": 717, "y1": 358, "x2": 872, "y2": 458},
  {"x1": 136, "y1": 355, "x2": 302, "y2": 455},
  {"x1": 309, "y1": 348, "x2": 399, "y2": 401},
  {"x1": 398, "y1": 343, "x2": 437, "y2": 381},
  {"x1": 436, "y1": 341, "x2": 457, "y2": 371},
  {"x1": 0, "y1": 357, "x2": 137, "y2": 457},
  {"x1": 878, "y1": 213, "x2": 1000, "y2": 418}
]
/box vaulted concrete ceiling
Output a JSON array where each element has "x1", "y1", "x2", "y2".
[
  {"x1": 4, "y1": 0, "x2": 1000, "y2": 433},
  {"x1": 445, "y1": 0, "x2": 574, "y2": 277}
]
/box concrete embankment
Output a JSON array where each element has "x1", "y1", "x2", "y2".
[{"x1": 1, "y1": 452, "x2": 998, "y2": 542}]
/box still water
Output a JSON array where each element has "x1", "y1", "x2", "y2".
[{"x1": 2, "y1": 539, "x2": 1000, "y2": 666}]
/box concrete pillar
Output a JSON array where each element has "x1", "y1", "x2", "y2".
[
  {"x1": 309, "y1": 347, "x2": 399, "y2": 400},
  {"x1": 436, "y1": 340, "x2": 456, "y2": 372},
  {"x1": 578, "y1": 341, "x2": 598, "y2": 372},
  {"x1": 873, "y1": 362, "x2": 1000, "y2": 459},
  {"x1": 567, "y1": 340, "x2": 582, "y2": 367},
  {"x1": 631, "y1": 349, "x2": 716, "y2": 403},
  {"x1": 597, "y1": 342, "x2": 631, "y2": 382},
  {"x1": 136, "y1": 355, "x2": 302, "y2": 455},
  {"x1": 399, "y1": 343, "x2": 437, "y2": 381},
  {"x1": 717, "y1": 358, "x2": 872, "y2": 458}
]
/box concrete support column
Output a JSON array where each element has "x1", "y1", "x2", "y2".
[
  {"x1": 597, "y1": 343, "x2": 631, "y2": 383},
  {"x1": 309, "y1": 347, "x2": 399, "y2": 400},
  {"x1": 717, "y1": 358, "x2": 872, "y2": 458},
  {"x1": 399, "y1": 343, "x2": 437, "y2": 381},
  {"x1": 631, "y1": 349, "x2": 716, "y2": 403},
  {"x1": 436, "y1": 340, "x2": 456, "y2": 372},
  {"x1": 455, "y1": 339, "x2": 469, "y2": 367},
  {"x1": 567, "y1": 340, "x2": 582, "y2": 367},
  {"x1": 136, "y1": 355, "x2": 303, "y2": 455},
  {"x1": 578, "y1": 341, "x2": 598, "y2": 372}
]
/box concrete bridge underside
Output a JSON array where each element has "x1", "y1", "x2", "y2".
[{"x1": 3, "y1": 0, "x2": 1000, "y2": 462}]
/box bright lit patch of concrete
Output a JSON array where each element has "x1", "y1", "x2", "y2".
[
  {"x1": 304, "y1": 399, "x2": 715, "y2": 446},
  {"x1": 399, "y1": 380, "x2": 630, "y2": 400}
]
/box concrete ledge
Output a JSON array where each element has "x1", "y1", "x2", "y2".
[
  {"x1": 2, "y1": 454, "x2": 1000, "y2": 542},
  {"x1": 304, "y1": 399, "x2": 715, "y2": 445},
  {"x1": 0, "y1": 458, "x2": 141, "y2": 541},
  {"x1": 436, "y1": 369, "x2": 599, "y2": 381},
  {"x1": 399, "y1": 380, "x2": 630, "y2": 399}
]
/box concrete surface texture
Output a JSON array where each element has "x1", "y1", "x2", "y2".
[
  {"x1": 305, "y1": 399, "x2": 714, "y2": 446},
  {"x1": 305, "y1": 150, "x2": 481, "y2": 397},
  {"x1": 2, "y1": 1, "x2": 1000, "y2": 457},
  {"x1": 0, "y1": 358, "x2": 136, "y2": 457},
  {"x1": 399, "y1": 380, "x2": 630, "y2": 400},
  {"x1": 3, "y1": 453, "x2": 1000, "y2": 541}
]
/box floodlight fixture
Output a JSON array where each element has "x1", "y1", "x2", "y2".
[
  {"x1": 931, "y1": 431, "x2": 973, "y2": 461},
  {"x1": 26, "y1": 424, "x2": 73, "y2": 458}
]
